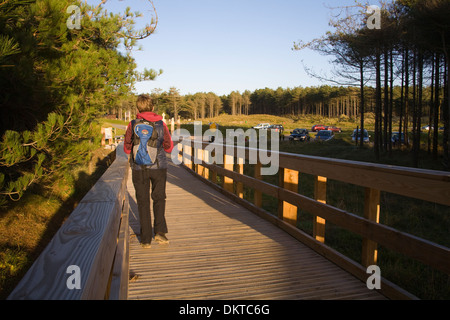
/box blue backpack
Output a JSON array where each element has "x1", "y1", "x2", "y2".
[{"x1": 131, "y1": 119, "x2": 159, "y2": 166}]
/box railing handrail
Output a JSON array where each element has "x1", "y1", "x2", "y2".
[
  {"x1": 177, "y1": 139, "x2": 450, "y2": 299},
  {"x1": 193, "y1": 140, "x2": 450, "y2": 205},
  {"x1": 8, "y1": 143, "x2": 130, "y2": 300}
]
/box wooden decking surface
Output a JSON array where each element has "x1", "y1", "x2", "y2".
[{"x1": 127, "y1": 162, "x2": 385, "y2": 300}]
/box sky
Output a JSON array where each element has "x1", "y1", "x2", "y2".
[{"x1": 86, "y1": 0, "x2": 362, "y2": 96}]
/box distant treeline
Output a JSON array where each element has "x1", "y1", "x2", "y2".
[{"x1": 117, "y1": 85, "x2": 442, "y2": 123}]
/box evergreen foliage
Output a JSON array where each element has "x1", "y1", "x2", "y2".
[{"x1": 0, "y1": 0, "x2": 159, "y2": 207}]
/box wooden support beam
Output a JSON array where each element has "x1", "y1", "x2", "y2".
[
  {"x1": 362, "y1": 187, "x2": 381, "y2": 267},
  {"x1": 184, "y1": 141, "x2": 193, "y2": 170},
  {"x1": 279, "y1": 168, "x2": 299, "y2": 226},
  {"x1": 196, "y1": 146, "x2": 205, "y2": 177},
  {"x1": 254, "y1": 162, "x2": 262, "y2": 208},
  {"x1": 313, "y1": 176, "x2": 327, "y2": 243},
  {"x1": 177, "y1": 140, "x2": 183, "y2": 164},
  {"x1": 224, "y1": 153, "x2": 234, "y2": 193},
  {"x1": 236, "y1": 157, "x2": 244, "y2": 198},
  {"x1": 202, "y1": 147, "x2": 210, "y2": 180}
]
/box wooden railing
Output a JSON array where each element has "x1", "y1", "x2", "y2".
[
  {"x1": 8, "y1": 143, "x2": 130, "y2": 300},
  {"x1": 177, "y1": 139, "x2": 450, "y2": 300}
]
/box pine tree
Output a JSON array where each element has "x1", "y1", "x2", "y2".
[{"x1": 0, "y1": 0, "x2": 161, "y2": 206}]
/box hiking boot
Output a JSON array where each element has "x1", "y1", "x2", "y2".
[{"x1": 155, "y1": 233, "x2": 169, "y2": 244}]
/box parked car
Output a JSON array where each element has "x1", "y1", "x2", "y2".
[
  {"x1": 269, "y1": 124, "x2": 284, "y2": 134},
  {"x1": 391, "y1": 132, "x2": 407, "y2": 146},
  {"x1": 421, "y1": 125, "x2": 434, "y2": 131},
  {"x1": 351, "y1": 129, "x2": 370, "y2": 143},
  {"x1": 326, "y1": 126, "x2": 342, "y2": 133},
  {"x1": 289, "y1": 128, "x2": 310, "y2": 142},
  {"x1": 253, "y1": 123, "x2": 270, "y2": 130},
  {"x1": 314, "y1": 130, "x2": 334, "y2": 141},
  {"x1": 311, "y1": 124, "x2": 327, "y2": 132}
]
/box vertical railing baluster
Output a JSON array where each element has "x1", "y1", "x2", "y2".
[
  {"x1": 279, "y1": 167, "x2": 299, "y2": 226},
  {"x1": 224, "y1": 152, "x2": 234, "y2": 193},
  {"x1": 254, "y1": 161, "x2": 262, "y2": 208},
  {"x1": 313, "y1": 176, "x2": 327, "y2": 243},
  {"x1": 362, "y1": 187, "x2": 380, "y2": 267}
]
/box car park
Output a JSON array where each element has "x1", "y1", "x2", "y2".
[
  {"x1": 311, "y1": 124, "x2": 327, "y2": 132},
  {"x1": 314, "y1": 130, "x2": 334, "y2": 141},
  {"x1": 253, "y1": 123, "x2": 270, "y2": 130},
  {"x1": 289, "y1": 128, "x2": 310, "y2": 142},
  {"x1": 351, "y1": 129, "x2": 370, "y2": 143}
]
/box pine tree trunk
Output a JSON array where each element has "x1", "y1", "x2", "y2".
[
  {"x1": 433, "y1": 53, "x2": 440, "y2": 160},
  {"x1": 359, "y1": 62, "x2": 365, "y2": 148}
]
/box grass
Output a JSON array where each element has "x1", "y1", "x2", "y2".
[
  {"x1": 99, "y1": 118, "x2": 129, "y2": 126},
  {"x1": 98, "y1": 118, "x2": 128, "y2": 136},
  {"x1": 182, "y1": 114, "x2": 450, "y2": 300}
]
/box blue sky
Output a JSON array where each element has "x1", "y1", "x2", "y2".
[{"x1": 86, "y1": 0, "x2": 360, "y2": 96}]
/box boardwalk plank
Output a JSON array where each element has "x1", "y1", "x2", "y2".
[{"x1": 127, "y1": 161, "x2": 385, "y2": 300}]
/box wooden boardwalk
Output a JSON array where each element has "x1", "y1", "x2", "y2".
[{"x1": 127, "y1": 161, "x2": 385, "y2": 300}]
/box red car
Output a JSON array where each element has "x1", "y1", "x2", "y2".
[
  {"x1": 326, "y1": 126, "x2": 342, "y2": 133},
  {"x1": 311, "y1": 124, "x2": 327, "y2": 132}
]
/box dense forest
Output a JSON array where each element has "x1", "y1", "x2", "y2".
[{"x1": 294, "y1": 0, "x2": 450, "y2": 167}]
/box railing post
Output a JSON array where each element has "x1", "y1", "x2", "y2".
[
  {"x1": 202, "y1": 145, "x2": 210, "y2": 179},
  {"x1": 313, "y1": 176, "x2": 327, "y2": 243},
  {"x1": 236, "y1": 156, "x2": 244, "y2": 198},
  {"x1": 195, "y1": 144, "x2": 205, "y2": 176},
  {"x1": 184, "y1": 140, "x2": 193, "y2": 170},
  {"x1": 211, "y1": 156, "x2": 217, "y2": 184},
  {"x1": 279, "y1": 167, "x2": 299, "y2": 226},
  {"x1": 224, "y1": 153, "x2": 234, "y2": 193},
  {"x1": 177, "y1": 139, "x2": 183, "y2": 164},
  {"x1": 362, "y1": 187, "x2": 380, "y2": 267},
  {"x1": 254, "y1": 161, "x2": 262, "y2": 208}
]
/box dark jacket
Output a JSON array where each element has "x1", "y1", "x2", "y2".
[{"x1": 124, "y1": 112, "x2": 174, "y2": 169}]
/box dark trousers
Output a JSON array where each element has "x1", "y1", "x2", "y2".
[{"x1": 132, "y1": 168, "x2": 168, "y2": 244}]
